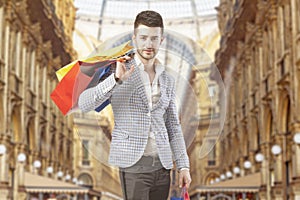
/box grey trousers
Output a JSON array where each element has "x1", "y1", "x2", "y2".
[{"x1": 119, "y1": 156, "x2": 171, "y2": 200}]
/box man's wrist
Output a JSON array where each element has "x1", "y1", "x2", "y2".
[
  {"x1": 114, "y1": 73, "x2": 123, "y2": 84},
  {"x1": 179, "y1": 168, "x2": 190, "y2": 172}
]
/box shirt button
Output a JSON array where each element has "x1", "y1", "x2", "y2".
[{"x1": 147, "y1": 112, "x2": 151, "y2": 117}]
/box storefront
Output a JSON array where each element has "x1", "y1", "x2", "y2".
[
  {"x1": 190, "y1": 173, "x2": 261, "y2": 200},
  {"x1": 24, "y1": 172, "x2": 101, "y2": 200}
]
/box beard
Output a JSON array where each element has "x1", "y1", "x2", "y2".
[{"x1": 136, "y1": 48, "x2": 158, "y2": 60}]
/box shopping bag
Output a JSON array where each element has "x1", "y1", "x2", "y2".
[
  {"x1": 50, "y1": 41, "x2": 133, "y2": 115},
  {"x1": 181, "y1": 186, "x2": 190, "y2": 200}
]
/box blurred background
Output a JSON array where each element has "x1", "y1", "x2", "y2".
[{"x1": 0, "y1": 0, "x2": 300, "y2": 199}]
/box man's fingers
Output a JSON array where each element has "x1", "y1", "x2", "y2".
[
  {"x1": 121, "y1": 65, "x2": 135, "y2": 81},
  {"x1": 185, "y1": 178, "x2": 191, "y2": 188},
  {"x1": 122, "y1": 64, "x2": 126, "y2": 71},
  {"x1": 129, "y1": 65, "x2": 134, "y2": 73},
  {"x1": 179, "y1": 177, "x2": 183, "y2": 188},
  {"x1": 178, "y1": 170, "x2": 192, "y2": 188},
  {"x1": 185, "y1": 176, "x2": 192, "y2": 188},
  {"x1": 117, "y1": 55, "x2": 132, "y2": 62}
]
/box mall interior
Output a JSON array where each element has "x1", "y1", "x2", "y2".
[{"x1": 0, "y1": 0, "x2": 300, "y2": 199}]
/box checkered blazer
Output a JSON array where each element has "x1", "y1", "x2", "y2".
[{"x1": 78, "y1": 59, "x2": 190, "y2": 169}]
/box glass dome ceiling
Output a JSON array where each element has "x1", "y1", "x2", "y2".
[{"x1": 74, "y1": 0, "x2": 219, "y2": 20}]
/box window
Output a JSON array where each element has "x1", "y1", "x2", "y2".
[
  {"x1": 251, "y1": 46, "x2": 259, "y2": 86},
  {"x1": 285, "y1": 161, "x2": 291, "y2": 199},
  {"x1": 207, "y1": 140, "x2": 216, "y2": 166},
  {"x1": 50, "y1": 136, "x2": 56, "y2": 161},
  {"x1": 82, "y1": 140, "x2": 90, "y2": 166},
  {"x1": 66, "y1": 141, "x2": 71, "y2": 166},
  {"x1": 277, "y1": 6, "x2": 284, "y2": 56},
  {"x1": 42, "y1": 65, "x2": 47, "y2": 101},
  {"x1": 0, "y1": 6, "x2": 3, "y2": 59},
  {"x1": 270, "y1": 114, "x2": 274, "y2": 136},
  {"x1": 242, "y1": 61, "x2": 248, "y2": 100},
  {"x1": 29, "y1": 50, "x2": 36, "y2": 90},
  {"x1": 208, "y1": 85, "x2": 216, "y2": 97},
  {"x1": 255, "y1": 119, "x2": 260, "y2": 149},
  {"x1": 59, "y1": 142, "x2": 63, "y2": 164},
  {"x1": 296, "y1": 0, "x2": 300, "y2": 33},
  {"x1": 270, "y1": 169, "x2": 275, "y2": 187},
  {"x1": 39, "y1": 129, "x2": 46, "y2": 155},
  {"x1": 15, "y1": 31, "x2": 21, "y2": 76},
  {"x1": 283, "y1": 4, "x2": 291, "y2": 50},
  {"x1": 10, "y1": 31, "x2": 16, "y2": 72},
  {"x1": 263, "y1": 28, "x2": 269, "y2": 77}
]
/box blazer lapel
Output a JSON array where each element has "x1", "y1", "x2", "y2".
[{"x1": 129, "y1": 62, "x2": 150, "y2": 110}]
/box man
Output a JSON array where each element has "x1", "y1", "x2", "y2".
[{"x1": 78, "y1": 10, "x2": 191, "y2": 200}]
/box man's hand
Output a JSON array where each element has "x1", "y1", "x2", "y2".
[
  {"x1": 115, "y1": 55, "x2": 134, "y2": 81},
  {"x1": 179, "y1": 169, "x2": 192, "y2": 188}
]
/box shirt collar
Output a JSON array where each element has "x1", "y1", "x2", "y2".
[{"x1": 135, "y1": 56, "x2": 165, "y2": 76}]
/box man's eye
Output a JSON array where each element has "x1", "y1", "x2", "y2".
[
  {"x1": 140, "y1": 37, "x2": 147, "y2": 40},
  {"x1": 151, "y1": 37, "x2": 159, "y2": 41}
]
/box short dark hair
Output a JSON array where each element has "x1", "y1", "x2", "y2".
[{"x1": 134, "y1": 10, "x2": 164, "y2": 33}]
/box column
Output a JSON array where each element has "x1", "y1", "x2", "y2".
[
  {"x1": 0, "y1": 146, "x2": 7, "y2": 182},
  {"x1": 84, "y1": 193, "x2": 89, "y2": 200},
  {"x1": 232, "y1": 193, "x2": 236, "y2": 200},
  {"x1": 0, "y1": 145, "x2": 9, "y2": 200},
  {"x1": 38, "y1": 192, "x2": 43, "y2": 200},
  {"x1": 242, "y1": 193, "x2": 246, "y2": 200}
]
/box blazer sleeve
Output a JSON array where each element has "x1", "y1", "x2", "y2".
[
  {"x1": 78, "y1": 73, "x2": 117, "y2": 112},
  {"x1": 164, "y1": 78, "x2": 190, "y2": 169}
]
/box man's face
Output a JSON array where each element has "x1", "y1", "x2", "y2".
[{"x1": 133, "y1": 25, "x2": 164, "y2": 60}]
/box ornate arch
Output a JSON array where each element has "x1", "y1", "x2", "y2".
[
  {"x1": 211, "y1": 193, "x2": 232, "y2": 200},
  {"x1": 203, "y1": 171, "x2": 219, "y2": 185},
  {"x1": 78, "y1": 172, "x2": 94, "y2": 187}
]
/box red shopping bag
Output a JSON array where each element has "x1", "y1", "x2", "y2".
[
  {"x1": 50, "y1": 61, "x2": 93, "y2": 115},
  {"x1": 181, "y1": 186, "x2": 190, "y2": 200}
]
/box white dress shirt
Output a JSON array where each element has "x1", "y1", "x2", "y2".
[{"x1": 135, "y1": 57, "x2": 164, "y2": 157}]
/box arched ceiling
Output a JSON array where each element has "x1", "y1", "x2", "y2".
[{"x1": 74, "y1": 0, "x2": 220, "y2": 41}]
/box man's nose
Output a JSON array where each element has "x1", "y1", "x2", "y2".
[{"x1": 145, "y1": 38, "x2": 152, "y2": 47}]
